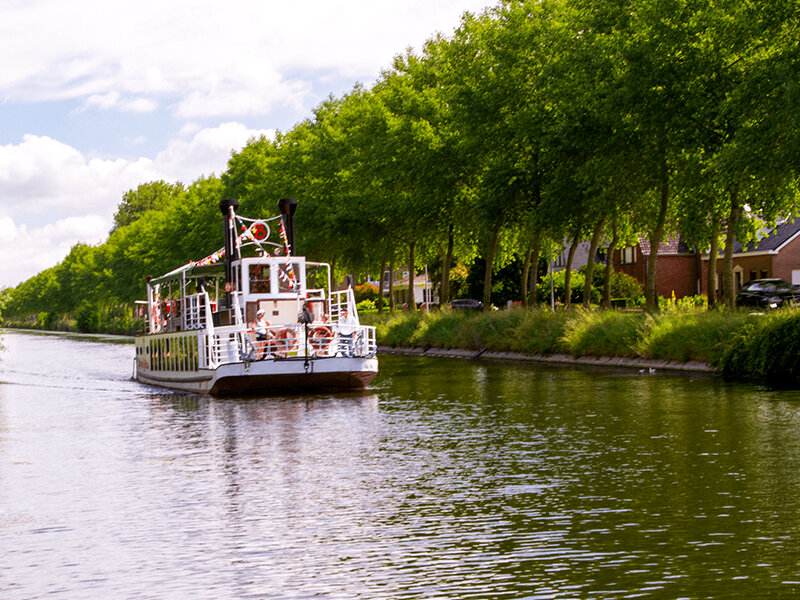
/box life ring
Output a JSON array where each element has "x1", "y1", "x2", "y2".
[
  {"x1": 309, "y1": 326, "x2": 333, "y2": 350},
  {"x1": 276, "y1": 328, "x2": 298, "y2": 354}
]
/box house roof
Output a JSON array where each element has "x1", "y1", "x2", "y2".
[
  {"x1": 638, "y1": 235, "x2": 693, "y2": 255},
  {"x1": 734, "y1": 220, "x2": 800, "y2": 254}
]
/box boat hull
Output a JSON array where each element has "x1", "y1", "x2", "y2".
[{"x1": 136, "y1": 356, "x2": 378, "y2": 396}]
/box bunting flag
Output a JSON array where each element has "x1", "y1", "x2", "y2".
[
  {"x1": 196, "y1": 248, "x2": 225, "y2": 266},
  {"x1": 186, "y1": 214, "x2": 289, "y2": 273},
  {"x1": 278, "y1": 219, "x2": 297, "y2": 289}
]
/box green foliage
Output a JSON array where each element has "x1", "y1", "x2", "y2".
[
  {"x1": 368, "y1": 306, "x2": 800, "y2": 380},
  {"x1": 7, "y1": 0, "x2": 800, "y2": 328},
  {"x1": 75, "y1": 303, "x2": 101, "y2": 333},
  {"x1": 354, "y1": 283, "x2": 379, "y2": 303},
  {"x1": 719, "y1": 312, "x2": 800, "y2": 384},
  {"x1": 112, "y1": 180, "x2": 185, "y2": 231},
  {"x1": 356, "y1": 299, "x2": 376, "y2": 313},
  {"x1": 641, "y1": 311, "x2": 751, "y2": 364},
  {"x1": 561, "y1": 311, "x2": 649, "y2": 358}
]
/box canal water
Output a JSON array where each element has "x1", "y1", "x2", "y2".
[{"x1": 2, "y1": 330, "x2": 800, "y2": 599}]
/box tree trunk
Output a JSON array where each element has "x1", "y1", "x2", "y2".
[
  {"x1": 407, "y1": 241, "x2": 416, "y2": 311},
  {"x1": 521, "y1": 229, "x2": 542, "y2": 308},
  {"x1": 522, "y1": 248, "x2": 532, "y2": 308},
  {"x1": 388, "y1": 258, "x2": 395, "y2": 311},
  {"x1": 564, "y1": 230, "x2": 581, "y2": 309},
  {"x1": 646, "y1": 155, "x2": 670, "y2": 312},
  {"x1": 440, "y1": 223, "x2": 454, "y2": 307},
  {"x1": 583, "y1": 216, "x2": 606, "y2": 308},
  {"x1": 482, "y1": 226, "x2": 502, "y2": 309},
  {"x1": 722, "y1": 188, "x2": 740, "y2": 308},
  {"x1": 377, "y1": 259, "x2": 387, "y2": 313},
  {"x1": 707, "y1": 216, "x2": 720, "y2": 309},
  {"x1": 602, "y1": 217, "x2": 619, "y2": 309}
]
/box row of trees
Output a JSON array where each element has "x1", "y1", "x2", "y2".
[{"x1": 4, "y1": 0, "x2": 800, "y2": 325}]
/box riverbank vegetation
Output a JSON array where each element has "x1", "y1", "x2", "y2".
[
  {"x1": 365, "y1": 307, "x2": 800, "y2": 384},
  {"x1": 2, "y1": 0, "x2": 800, "y2": 331}
]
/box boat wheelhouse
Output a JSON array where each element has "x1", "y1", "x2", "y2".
[{"x1": 133, "y1": 198, "x2": 378, "y2": 395}]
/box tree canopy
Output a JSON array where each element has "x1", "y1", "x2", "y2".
[{"x1": 5, "y1": 0, "x2": 800, "y2": 325}]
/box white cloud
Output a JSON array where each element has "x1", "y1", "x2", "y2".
[
  {"x1": 83, "y1": 91, "x2": 158, "y2": 113},
  {"x1": 153, "y1": 122, "x2": 275, "y2": 182},
  {"x1": 0, "y1": 135, "x2": 167, "y2": 223},
  {"x1": 0, "y1": 0, "x2": 491, "y2": 119},
  {"x1": 0, "y1": 214, "x2": 108, "y2": 289},
  {"x1": 0, "y1": 123, "x2": 272, "y2": 287}
]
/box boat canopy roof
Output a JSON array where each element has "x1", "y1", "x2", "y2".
[{"x1": 149, "y1": 262, "x2": 226, "y2": 287}]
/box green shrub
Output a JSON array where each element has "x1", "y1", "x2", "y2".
[
  {"x1": 75, "y1": 303, "x2": 101, "y2": 333},
  {"x1": 561, "y1": 310, "x2": 648, "y2": 357},
  {"x1": 354, "y1": 283, "x2": 379, "y2": 303},
  {"x1": 719, "y1": 312, "x2": 800, "y2": 384},
  {"x1": 536, "y1": 270, "x2": 596, "y2": 304},
  {"x1": 536, "y1": 269, "x2": 643, "y2": 306},
  {"x1": 356, "y1": 299, "x2": 376, "y2": 313},
  {"x1": 642, "y1": 311, "x2": 750, "y2": 364}
]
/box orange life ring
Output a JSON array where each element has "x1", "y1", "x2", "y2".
[
  {"x1": 276, "y1": 328, "x2": 298, "y2": 354},
  {"x1": 309, "y1": 326, "x2": 333, "y2": 350}
]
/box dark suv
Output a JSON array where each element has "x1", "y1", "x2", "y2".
[
  {"x1": 450, "y1": 299, "x2": 484, "y2": 310},
  {"x1": 736, "y1": 278, "x2": 800, "y2": 308}
]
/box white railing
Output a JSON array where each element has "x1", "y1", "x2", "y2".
[
  {"x1": 330, "y1": 287, "x2": 358, "y2": 323},
  {"x1": 204, "y1": 321, "x2": 377, "y2": 366},
  {"x1": 183, "y1": 293, "x2": 206, "y2": 330}
]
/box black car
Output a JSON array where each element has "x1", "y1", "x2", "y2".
[
  {"x1": 450, "y1": 298, "x2": 484, "y2": 310},
  {"x1": 736, "y1": 278, "x2": 800, "y2": 308}
]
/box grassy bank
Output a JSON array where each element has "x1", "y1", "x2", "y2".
[{"x1": 363, "y1": 307, "x2": 800, "y2": 385}]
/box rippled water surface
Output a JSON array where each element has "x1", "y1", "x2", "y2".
[{"x1": 3, "y1": 330, "x2": 800, "y2": 598}]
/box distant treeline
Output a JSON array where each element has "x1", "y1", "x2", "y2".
[{"x1": 3, "y1": 0, "x2": 800, "y2": 329}]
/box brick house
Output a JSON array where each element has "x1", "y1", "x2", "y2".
[
  {"x1": 613, "y1": 237, "x2": 701, "y2": 299},
  {"x1": 699, "y1": 220, "x2": 800, "y2": 297},
  {"x1": 611, "y1": 220, "x2": 800, "y2": 300}
]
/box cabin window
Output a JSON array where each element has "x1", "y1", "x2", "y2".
[{"x1": 249, "y1": 264, "x2": 271, "y2": 294}]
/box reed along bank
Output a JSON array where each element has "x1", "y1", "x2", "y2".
[{"x1": 363, "y1": 307, "x2": 800, "y2": 387}]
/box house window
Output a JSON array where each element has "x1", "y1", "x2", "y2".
[
  {"x1": 750, "y1": 271, "x2": 757, "y2": 281},
  {"x1": 620, "y1": 247, "x2": 637, "y2": 264},
  {"x1": 553, "y1": 251, "x2": 566, "y2": 268},
  {"x1": 761, "y1": 270, "x2": 768, "y2": 279}
]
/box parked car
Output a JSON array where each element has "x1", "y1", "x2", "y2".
[
  {"x1": 450, "y1": 298, "x2": 484, "y2": 310},
  {"x1": 736, "y1": 278, "x2": 800, "y2": 308}
]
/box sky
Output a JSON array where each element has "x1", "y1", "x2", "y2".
[{"x1": 0, "y1": 0, "x2": 491, "y2": 289}]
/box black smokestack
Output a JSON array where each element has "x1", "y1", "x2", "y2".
[{"x1": 278, "y1": 198, "x2": 298, "y2": 255}]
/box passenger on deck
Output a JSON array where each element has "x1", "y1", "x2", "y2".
[
  {"x1": 253, "y1": 309, "x2": 273, "y2": 358},
  {"x1": 337, "y1": 309, "x2": 358, "y2": 357}
]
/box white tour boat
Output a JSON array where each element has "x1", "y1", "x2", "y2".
[{"x1": 134, "y1": 198, "x2": 378, "y2": 395}]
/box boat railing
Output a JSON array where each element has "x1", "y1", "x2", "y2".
[
  {"x1": 204, "y1": 321, "x2": 377, "y2": 364},
  {"x1": 183, "y1": 293, "x2": 207, "y2": 330},
  {"x1": 330, "y1": 288, "x2": 358, "y2": 323}
]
